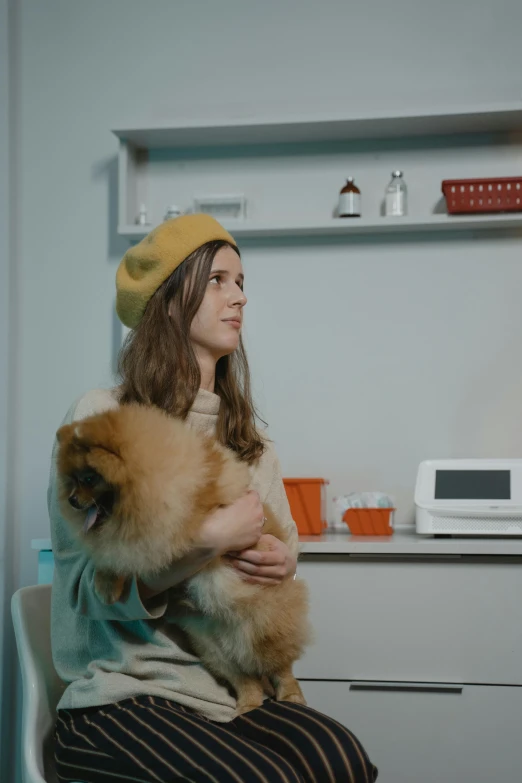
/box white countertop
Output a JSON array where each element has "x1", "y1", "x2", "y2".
[
  {"x1": 32, "y1": 529, "x2": 522, "y2": 557},
  {"x1": 299, "y1": 527, "x2": 522, "y2": 555}
]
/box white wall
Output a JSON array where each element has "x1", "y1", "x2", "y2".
[{"x1": 5, "y1": 0, "x2": 522, "y2": 771}]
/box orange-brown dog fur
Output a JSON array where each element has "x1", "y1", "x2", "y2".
[{"x1": 56, "y1": 403, "x2": 311, "y2": 713}]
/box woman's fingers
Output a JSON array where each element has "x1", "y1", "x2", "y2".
[{"x1": 229, "y1": 558, "x2": 286, "y2": 579}]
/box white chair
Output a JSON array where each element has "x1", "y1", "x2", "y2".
[{"x1": 11, "y1": 584, "x2": 80, "y2": 783}]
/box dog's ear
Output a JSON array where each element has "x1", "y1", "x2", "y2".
[
  {"x1": 57, "y1": 415, "x2": 126, "y2": 484},
  {"x1": 56, "y1": 424, "x2": 73, "y2": 444},
  {"x1": 71, "y1": 418, "x2": 127, "y2": 483},
  {"x1": 68, "y1": 418, "x2": 122, "y2": 458},
  {"x1": 56, "y1": 421, "x2": 121, "y2": 462}
]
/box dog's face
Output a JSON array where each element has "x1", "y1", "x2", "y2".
[
  {"x1": 56, "y1": 418, "x2": 123, "y2": 535},
  {"x1": 62, "y1": 466, "x2": 115, "y2": 533}
]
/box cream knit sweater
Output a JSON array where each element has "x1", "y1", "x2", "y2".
[{"x1": 49, "y1": 388, "x2": 298, "y2": 722}]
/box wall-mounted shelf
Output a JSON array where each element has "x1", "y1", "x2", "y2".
[
  {"x1": 112, "y1": 104, "x2": 522, "y2": 241},
  {"x1": 112, "y1": 103, "x2": 522, "y2": 149},
  {"x1": 119, "y1": 213, "x2": 522, "y2": 242}
]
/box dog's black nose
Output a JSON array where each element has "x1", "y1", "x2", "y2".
[{"x1": 69, "y1": 494, "x2": 82, "y2": 510}]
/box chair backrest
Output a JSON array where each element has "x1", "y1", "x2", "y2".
[{"x1": 12, "y1": 584, "x2": 66, "y2": 783}]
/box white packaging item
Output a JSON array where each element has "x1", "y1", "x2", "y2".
[{"x1": 334, "y1": 491, "x2": 395, "y2": 514}]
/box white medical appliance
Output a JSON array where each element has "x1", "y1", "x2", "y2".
[{"x1": 415, "y1": 459, "x2": 522, "y2": 536}]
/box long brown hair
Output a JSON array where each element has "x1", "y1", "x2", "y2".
[{"x1": 117, "y1": 240, "x2": 266, "y2": 464}]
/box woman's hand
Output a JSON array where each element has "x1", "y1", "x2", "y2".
[
  {"x1": 139, "y1": 492, "x2": 265, "y2": 601},
  {"x1": 197, "y1": 491, "x2": 265, "y2": 555},
  {"x1": 225, "y1": 534, "x2": 297, "y2": 585}
]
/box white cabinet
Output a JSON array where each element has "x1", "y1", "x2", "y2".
[
  {"x1": 296, "y1": 534, "x2": 522, "y2": 782},
  {"x1": 295, "y1": 558, "x2": 522, "y2": 684},
  {"x1": 301, "y1": 680, "x2": 522, "y2": 783}
]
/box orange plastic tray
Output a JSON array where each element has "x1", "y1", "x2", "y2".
[
  {"x1": 343, "y1": 508, "x2": 394, "y2": 536},
  {"x1": 283, "y1": 478, "x2": 329, "y2": 535}
]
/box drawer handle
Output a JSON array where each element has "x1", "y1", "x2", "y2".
[{"x1": 349, "y1": 682, "x2": 463, "y2": 694}]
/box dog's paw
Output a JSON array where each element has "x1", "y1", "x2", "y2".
[
  {"x1": 235, "y1": 679, "x2": 265, "y2": 715},
  {"x1": 95, "y1": 570, "x2": 126, "y2": 604},
  {"x1": 275, "y1": 676, "x2": 307, "y2": 705}
]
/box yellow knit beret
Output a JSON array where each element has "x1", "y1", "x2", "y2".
[{"x1": 116, "y1": 213, "x2": 237, "y2": 329}]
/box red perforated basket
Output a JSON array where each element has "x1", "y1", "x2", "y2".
[{"x1": 442, "y1": 177, "x2": 522, "y2": 214}]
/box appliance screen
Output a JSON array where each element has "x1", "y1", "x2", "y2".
[{"x1": 435, "y1": 470, "x2": 510, "y2": 500}]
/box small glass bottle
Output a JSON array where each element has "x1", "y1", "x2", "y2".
[
  {"x1": 136, "y1": 204, "x2": 150, "y2": 226},
  {"x1": 385, "y1": 171, "x2": 407, "y2": 217},
  {"x1": 338, "y1": 177, "x2": 361, "y2": 218}
]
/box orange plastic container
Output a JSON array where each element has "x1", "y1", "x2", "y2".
[
  {"x1": 283, "y1": 478, "x2": 329, "y2": 535},
  {"x1": 442, "y1": 176, "x2": 522, "y2": 214},
  {"x1": 343, "y1": 508, "x2": 395, "y2": 536}
]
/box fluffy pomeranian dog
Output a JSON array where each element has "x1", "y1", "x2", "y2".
[{"x1": 56, "y1": 403, "x2": 311, "y2": 714}]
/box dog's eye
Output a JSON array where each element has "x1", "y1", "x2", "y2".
[{"x1": 79, "y1": 473, "x2": 98, "y2": 487}]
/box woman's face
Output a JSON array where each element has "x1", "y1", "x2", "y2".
[{"x1": 188, "y1": 245, "x2": 247, "y2": 363}]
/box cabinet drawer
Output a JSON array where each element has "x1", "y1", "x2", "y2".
[
  {"x1": 301, "y1": 680, "x2": 522, "y2": 783},
  {"x1": 295, "y1": 558, "x2": 522, "y2": 684}
]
